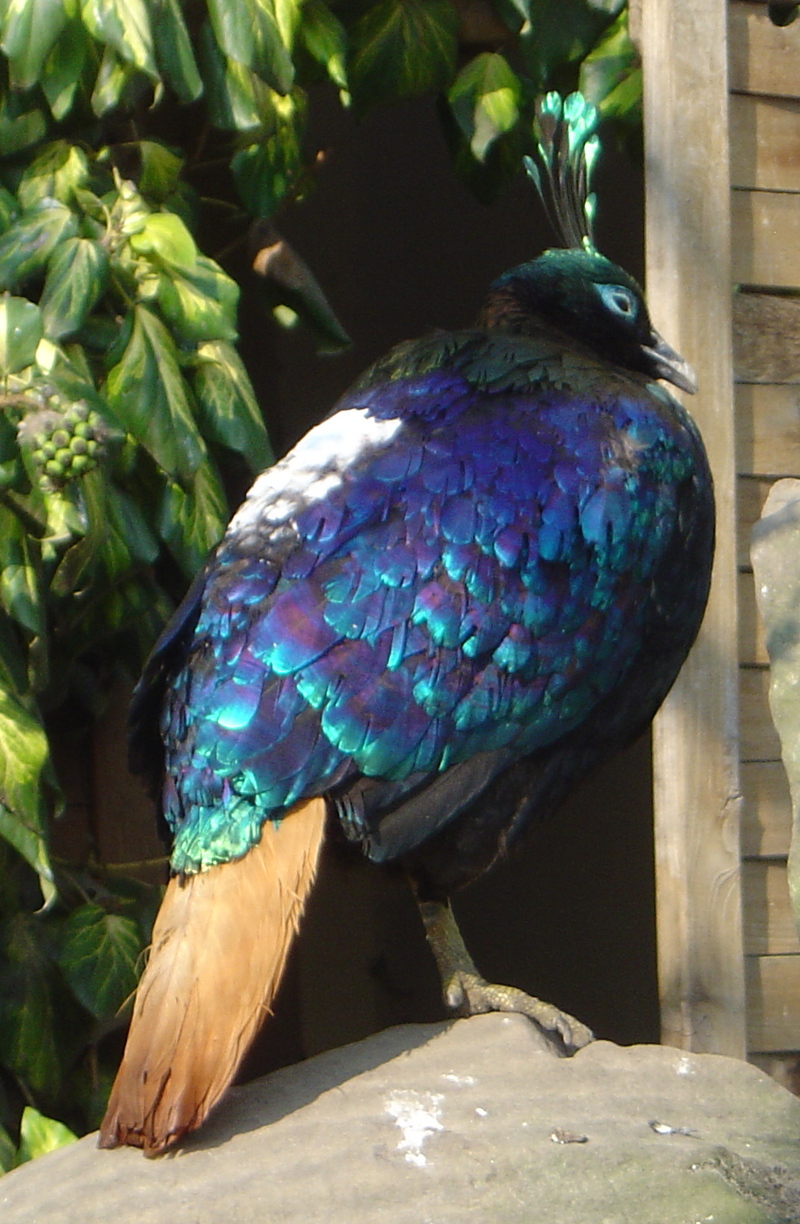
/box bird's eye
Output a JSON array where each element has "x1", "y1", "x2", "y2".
[{"x1": 597, "y1": 284, "x2": 637, "y2": 320}]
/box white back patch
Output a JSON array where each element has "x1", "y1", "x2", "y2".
[{"x1": 227, "y1": 407, "x2": 404, "y2": 538}]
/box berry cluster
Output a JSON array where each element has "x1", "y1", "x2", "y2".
[{"x1": 20, "y1": 401, "x2": 106, "y2": 490}]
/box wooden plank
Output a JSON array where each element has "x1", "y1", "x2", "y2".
[
  {"x1": 735, "y1": 383, "x2": 800, "y2": 476},
  {"x1": 739, "y1": 569, "x2": 766, "y2": 665},
  {"x1": 731, "y1": 190, "x2": 800, "y2": 289},
  {"x1": 642, "y1": 0, "x2": 745, "y2": 1057},
  {"x1": 734, "y1": 293, "x2": 800, "y2": 383},
  {"x1": 729, "y1": 0, "x2": 800, "y2": 100},
  {"x1": 740, "y1": 665, "x2": 781, "y2": 761},
  {"x1": 730, "y1": 94, "x2": 800, "y2": 192},
  {"x1": 746, "y1": 953, "x2": 800, "y2": 1051},
  {"x1": 738, "y1": 475, "x2": 774, "y2": 569},
  {"x1": 741, "y1": 760, "x2": 793, "y2": 857},
  {"x1": 743, "y1": 859, "x2": 798, "y2": 955}
]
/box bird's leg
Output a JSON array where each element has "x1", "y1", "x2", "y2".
[{"x1": 415, "y1": 894, "x2": 593, "y2": 1056}]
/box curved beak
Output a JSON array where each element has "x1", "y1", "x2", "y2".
[{"x1": 640, "y1": 331, "x2": 697, "y2": 395}]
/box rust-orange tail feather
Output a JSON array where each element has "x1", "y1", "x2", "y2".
[{"x1": 98, "y1": 797, "x2": 326, "y2": 1155}]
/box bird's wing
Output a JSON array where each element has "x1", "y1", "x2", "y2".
[{"x1": 136, "y1": 331, "x2": 694, "y2": 873}]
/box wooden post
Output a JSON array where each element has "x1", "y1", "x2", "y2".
[{"x1": 639, "y1": 0, "x2": 746, "y2": 1055}]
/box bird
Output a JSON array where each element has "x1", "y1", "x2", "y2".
[{"x1": 98, "y1": 93, "x2": 714, "y2": 1155}]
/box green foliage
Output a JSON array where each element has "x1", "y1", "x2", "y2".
[
  {"x1": 1, "y1": 1106, "x2": 77, "y2": 1172},
  {"x1": 0, "y1": 0, "x2": 641, "y2": 1165}
]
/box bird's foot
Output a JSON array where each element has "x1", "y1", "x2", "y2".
[{"x1": 443, "y1": 968, "x2": 594, "y2": 1056}]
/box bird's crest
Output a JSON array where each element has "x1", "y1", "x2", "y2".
[{"x1": 524, "y1": 92, "x2": 600, "y2": 253}]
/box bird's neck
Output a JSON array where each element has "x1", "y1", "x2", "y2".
[{"x1": 476, "y1": 282, "x2": 554, "y2": 337}]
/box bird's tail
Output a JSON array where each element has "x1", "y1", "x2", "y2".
[{"x1": 98, "y1": 797, "x2": 326, "y2": 1155}]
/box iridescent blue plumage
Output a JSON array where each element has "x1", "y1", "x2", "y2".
[{"x1": 132, "y1": 280, "x2": 711, "y2": 877}]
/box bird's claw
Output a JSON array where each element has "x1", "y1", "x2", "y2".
[{"x1": 444, "y1": 970, "x2": 594, "y2": 1056}]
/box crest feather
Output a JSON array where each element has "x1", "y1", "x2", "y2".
[{"x1": 524, "y1": 91, "x2": 600, "y2": 252}]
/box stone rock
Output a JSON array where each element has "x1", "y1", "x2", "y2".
[{"x1": 3, "y1": 1015, "x2": 800, "y2": 1224}]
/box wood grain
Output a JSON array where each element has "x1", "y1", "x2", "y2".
[
  {"x1": 730, "y1": 93, "x2": 800, "y2": 191},
  {"x1": 743, "y1": 859, "x2": 799, "y2": 955},
  {"x1": 740, "y1": 665, "x2": 782, "y2": 762},
  {"x1": 729, "y1": 0, "x2": 800, "y2": 100},
  {"x1": 741, "y1": 760, "x2": 793, "y2": 858},
  {"x1": 746, "y1": 953, "x2": 800, "y2": 1051},
  {"x1": 739, "y1": 570, "x2": 766, "y2": 666},
  {"x1": 738, "y1": 475, "x2": 775, "y2": 568},
  {"x1": 735, "y1": 383, "x2": 800, "y2": 477},
  {"x1": 642, "y1": 0, "x2": 745, "y2": 1057},
  {"x1": 734, "y1": 293, "x2": 800, "y2": 383},
  {"x1": 731, "y1": 191, "x2": 800, "y2": 289}
]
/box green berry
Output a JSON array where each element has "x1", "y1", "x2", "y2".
[{"x1": 70, "y1": 436, "x2": 88, "y2": 455}]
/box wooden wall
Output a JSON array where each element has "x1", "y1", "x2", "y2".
[
  {"x1": 641, "y1": 0, "x2": 800, "y2": 1071},
  {"x1": 729, "y1": 0, "x2": 800, "y2": 1067}
]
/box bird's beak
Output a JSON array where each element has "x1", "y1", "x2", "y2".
[{"x1": 640, "y1": 331, "x2": 697, "y2": 395}]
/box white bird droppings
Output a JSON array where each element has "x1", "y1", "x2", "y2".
[
  {"x1": 441, "y1": 1073, "x2": 476, "y2": 1087},
  {"x1": 384, "y1": 1091, "x2": 444, "y2": 1167}
]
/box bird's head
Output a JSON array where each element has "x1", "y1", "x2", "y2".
[{"x1": 480, "y1": 247, "x2": 697, "y2": 396}]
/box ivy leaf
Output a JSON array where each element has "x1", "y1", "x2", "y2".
[
  {"x1": 519, "y1": 0, "x2": 624, "y2": 90},
  {"x1": 0, "y1": 691, "x2": 54, "y2": 908},
  {"x1": 128, "y1": 210, "x2": 198, "y2": 269},
  {"x1": 156, "y1": 255, "x2": 239, "y2": 343},
  {"x1": 105, "y1": 304, "x2": 206, "y2": 480},
  {"x1": 192, "y1": 340, "x2": 273, "y2": 469},
  {"x1": 198, "y1": 19, "x2": 273, "y2": 131},
  {"x1": 0, "y1": 295, "x2": 42, "y2": 372},
  {"x1": 157, "y1": 463, "x2": 227, "y2": 577},
  {"x1": 0, "y1": 201, "x2": 78, "y2": 290},
  {"x1": 137, "y1": 140, "x2": 184, "y2": 202},
  {"x1": 0, "y1": 503, "x2": 42, "y2": 635},
  {"x1": 15, "y1": 1106, "x2": 77, "y2": 1165},
  {"x1": 206, "y1": 0, "x2": 294, "y2": 93},
  {"x1": 231, "y1": 90, "x2": 305, "y2": 216},
  {"x1": 348, "y1": 0, "x2": 458, "y2": 113},
  {"x1": 0, "y1": 612, "x2": 27, "y2": 696},
  {"x1": 149, "y1": 0, "x2": 202, "y2": 104},
  {"x1": 90, "y1": 41, "x2": 140, "y2": 116},
  {"x1": 40, "y1": 238, "x2": 109, "y2": 340},
  {"x1": 17, "y1": 141, "x2": 90, "y2": 210},
  {"x1": 0, "y1": 1122, "x2": 15, "y2": 1173},
  {"x1": 447, "y1": 53, "x2": 521, "y2": 162},
  {"x1": 1, "y1": 0, "x2": 68, "y2": 90},
  {"x1": 579, "y1": 9, "x2": 641, "y2": 124},
  {"x1": 80, "y1": 0, "x2": 158, "y2": 79},
  {"x1": 56, "y1": 902, "x2": 141, "y2": 1019},
  {"x1": 40, "y1": 18, "x2": 88, "y2": 119},
  {"x1": 0, "y1": 84, "x2": 47, "y2": 155},
  {"x1": 298, "y1": 0, "x2": 348, "y2": 93},
  {"x1": 0, "y1": 915, "x2": 59, "y2": 1095}
]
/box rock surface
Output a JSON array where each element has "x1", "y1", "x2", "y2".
[{"x1": 3, "y1": 1014, "x2": 800, "y2": 1224}]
